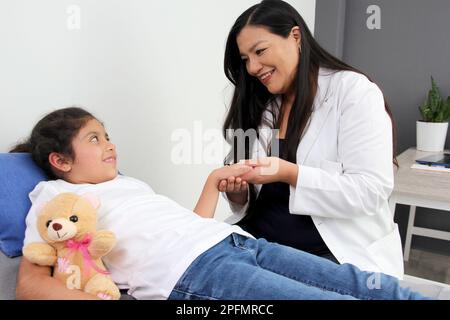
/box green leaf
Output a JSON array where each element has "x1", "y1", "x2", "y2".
[
  {"x1": 423, "y1": 108, "x2": 432, "y2": 122},
  {"x1": 443, "y1": 96, "x2": 450, "y2": 121},
  {"x1": 429, "y1": 81, "x2": 441, "y2": 112},
  {"x1": 436, "y1": 104, "x2": 444, "y2": 122},
  {"x1": 420, "y1": 76, "x2": 448, "y2": 122}
]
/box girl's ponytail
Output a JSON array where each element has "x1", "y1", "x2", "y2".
[{"x1": 9, "y1": 141, "x2": 32, "y2": 153}]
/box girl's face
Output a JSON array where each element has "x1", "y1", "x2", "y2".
[
  {"x1": 236, "y1": 25, "x2": 301, "y2": 96},
  {"x1": 64, "y1": 118, "x2": 118, "y2": 184}
]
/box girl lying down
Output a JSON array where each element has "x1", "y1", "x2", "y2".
[{"x1": 13, "y1": 107, "x2": 428, "y2": 300}]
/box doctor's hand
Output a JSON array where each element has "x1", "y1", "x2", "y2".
[{"x1": 239, "y1": 157, "x2": 299, "y2": 187}]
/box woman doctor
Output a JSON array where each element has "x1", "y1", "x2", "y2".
[{"x1": 219, "y1": 0, "x2": 404, "y2": 279}]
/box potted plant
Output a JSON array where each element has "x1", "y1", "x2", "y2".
[{"x1": 417, "y1": 77, "x2": 450, "y2": 152}]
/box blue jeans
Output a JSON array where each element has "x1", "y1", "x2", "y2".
[{"x1": 168, "y1": 233, "x2": 428, "y2": 300}]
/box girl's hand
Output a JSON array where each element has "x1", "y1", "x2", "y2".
[
  {"x1": 211, "y1": 164, "x2": 253, "y2": 186},
  {"x1": 211, "y1": 164, "x2": 252, "y2": 206},
  {"x1": 195, "y1": 164, "x2": 253, "y2": 217},
  {"x1": 239, "y1": 157, "x2": 298, "y2": 186},
  {"x1": 218, "y1": 176, "x2": 248, "y2": 194}
]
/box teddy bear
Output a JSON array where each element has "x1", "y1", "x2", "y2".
[{"x1": 23, "y1": 192, "x2": 121, "y2": 300}]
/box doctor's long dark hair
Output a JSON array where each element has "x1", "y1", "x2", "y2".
[{"x1": 223, "y1": 0, "x2": 398, "y2": 217}]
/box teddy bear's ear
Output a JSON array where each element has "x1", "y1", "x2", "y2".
[{"x1": 80, "y1": 193, "x2": 100, "y2": 209}]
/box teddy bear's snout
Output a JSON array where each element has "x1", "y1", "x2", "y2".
[
  {"x1": 52, "y1": 223, "x2": 63, "y2": 231},
  {"x1": 46, "y1": 218, "x2": 78, "y2": 242}
]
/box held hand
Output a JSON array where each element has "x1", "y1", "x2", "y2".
[
  {"x1": 211, "y1": 163, "x2": 253, "y2": 185},
  {"x1": 218, "y1": 176, "x2": 248, "y2": 194},
  {"x1": 239, "y1": 157, "x2": 298, "y2": 186},
  {"x1": 195, "y1": 164, "x2": 253, "y2": 218},
  {"x1": 211, "y1": 164, "x2": 252, "y2": 206}
]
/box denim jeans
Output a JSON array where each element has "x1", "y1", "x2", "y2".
[
  {"x1": 318, "y1": 251, "x2": 339, "y2": 264},
  {"x1": 168, "y1": 233, "x2": 428, "y2": 300}
]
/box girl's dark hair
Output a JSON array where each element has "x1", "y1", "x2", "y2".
[
  {"x1": 10, "y1": 107, "x2": 96, "y2": 178},
  {"x1": 223, "y1": 0, "x2": 398, "y2": 216}
]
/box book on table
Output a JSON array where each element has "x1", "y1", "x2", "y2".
[{"x1": 412, "y1": 153, "x2": 450, "y2": 172}]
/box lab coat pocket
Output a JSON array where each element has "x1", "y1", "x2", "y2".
[
  {"x1": 320, "y1": 160, "x2": 343, "y2": 175},
  {"x1": 366, "y1": 224, "x2": 403, "y2": 278}
]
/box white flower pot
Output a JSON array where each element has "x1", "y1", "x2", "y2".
[{"x1": 416, "y1": 121, "x2": 449, "y2": 152}]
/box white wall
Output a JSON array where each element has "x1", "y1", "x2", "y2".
[{"x1": 0, "y1": 0, "x2": 315, "y2": 220}]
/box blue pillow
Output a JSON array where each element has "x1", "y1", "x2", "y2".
[{"x1": 0, "y1": 153, "x2": 48, "y2": 258}]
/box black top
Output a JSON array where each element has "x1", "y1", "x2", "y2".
[{"x1": 238, "y1": 139, "x2": 331, "y2": 255}]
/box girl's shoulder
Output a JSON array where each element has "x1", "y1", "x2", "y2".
[{"x1": 29, "y1": 179, "x2": 65, "y2": 204}]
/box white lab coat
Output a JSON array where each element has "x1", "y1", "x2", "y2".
[{"x1": 225, "y1": 68, "x2": 404, "y2": 279}]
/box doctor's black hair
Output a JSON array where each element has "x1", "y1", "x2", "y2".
[
  {"x1": 223, "y1": 0, "x2": 398, "y2": 165},
  {"x1": 10, "y1": 107, "x2": 97, "y2": 178}
]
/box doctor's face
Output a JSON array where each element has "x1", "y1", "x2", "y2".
[{"x1": 237, "y1": 25, "x2": 301, "y2": 95}]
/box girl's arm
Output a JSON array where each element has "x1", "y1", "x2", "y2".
[
  {"x1": 194, "y1": 164, "x2": 253, "y2": 218},
  {"x1": 194, "y1": 174, "x2": 221, "y2": 219},
  {"x1": 16, "y1": 258, "x2": 99, "y2": 300}
]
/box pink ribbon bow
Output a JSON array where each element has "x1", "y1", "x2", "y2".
[{"x1": 65, "y1": 234, "x2": 110, "y2": 277}]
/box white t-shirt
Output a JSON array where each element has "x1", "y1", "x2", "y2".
[{"x1": 23, "y1": 175, "x2": 253, "y2": 300}]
